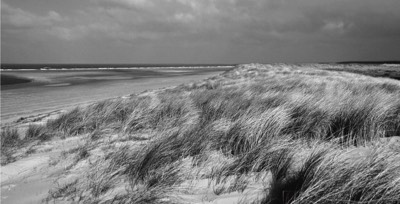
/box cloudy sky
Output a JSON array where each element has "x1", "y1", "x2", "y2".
[{"x1": 2, "y1": 0, "x2": 400, "y2": 64}]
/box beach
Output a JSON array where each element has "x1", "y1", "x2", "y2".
[
  {"x1": 1, "y1": 66, "x2": 233, "y2": 203},
  {"x1": 1, "y1": 67, "x2": 233, "y2": 125},
  {"x1": 1, "y1": 64, "x2": 400, "y2": 204},
  {"x1": 2, "y1": 0, "x2": 399, "y2": 202}
]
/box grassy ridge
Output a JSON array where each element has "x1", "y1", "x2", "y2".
[{"x1": 4, "y1": 64, "x2": 400, "y2": 203}]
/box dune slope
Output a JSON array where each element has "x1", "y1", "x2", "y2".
[{"x1": 2, "y1": 64, "x2": 400, "y2": 204}]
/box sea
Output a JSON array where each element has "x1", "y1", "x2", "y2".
[
  {"x1": 0, "y1": 64, "x2": 235, "y2": 71},
  {"x1": 1, "y1": 64, "x2": 235, "y2": 124}
]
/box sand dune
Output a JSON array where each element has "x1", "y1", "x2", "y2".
[
  {"x1": 2, "y1": 64, "x2": 399, "y2": 204},
  {"x1": 1, "y1": 68, "x2": 231, "y2": 204}
]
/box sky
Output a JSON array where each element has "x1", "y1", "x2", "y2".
[{"x1": 1, "y1": 0, "x2": 400, "y2": 64}]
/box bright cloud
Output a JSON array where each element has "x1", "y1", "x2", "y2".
[{"x1": 322, "y1": 21, "x2": 353, "y2": 34}]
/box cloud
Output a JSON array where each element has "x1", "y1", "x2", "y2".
[
  {"x1": 1, "y1": 3, "x2": 64, "y2": 29},
  {"x1": 3, "y1": 0, "x2": 400, "y2": 42},
  {"x1": 1, "y1": 3, "x2": 89, "y2": 41},
  {"x1": 85, "y1": 0, "x2": 400, "y2": 43},
  {"x1": 322, "y1": 21, "x2": 353, "y2": 34},
  {"x1": 47, "y1": 26, "x2": 89, "y2": 41},
  {"x1": 2, "y1": 0, "x2": 400, "y2": 63},
  {"x1": 173, "y1": 13, "x2": 195, "y2": 23},
  {"x1": 78, "y1": 0, "x2": 246, "y2": 42},
  {"x1": 92, "y1": 0, "x2": 154, "y2": 10}
]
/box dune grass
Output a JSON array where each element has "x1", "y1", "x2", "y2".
[
  {"x1": 25, "y1": 124, "x2": 51, "y2": 141},
  {"x1": 25, "y1": 63, "x2": 400, "y2": 203},
  {"x1": 1, "y1": 124, "x2": 53, "y2": 164},
  {"x1": 0, "y1": 127, "x2": 20, "y2": 149},
  {"x1": 293, "y1": 146, "x2": 400, "y2": 203},
  {"x1": 1, "y1": 127, "x2": 21, "y2": 164}
]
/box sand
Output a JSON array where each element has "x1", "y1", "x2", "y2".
[
  {"x1": 0, "y1": 67, "x2": 232, "y2": 204},
  {"x1": 1, "y1": 68, "x2": 232, "y2": 125},
  {"x1": 1, "y1": 136, "x2": 85, "y2": 204},
  {"x1": 1, "y1": 75, "x2": 32, "y2": 86}
]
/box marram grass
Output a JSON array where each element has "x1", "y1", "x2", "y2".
[{"x1": 18, "y1": 63, "x2": 400, "y2": 203}]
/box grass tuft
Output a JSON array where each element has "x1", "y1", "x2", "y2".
[
  {"x1": 0, "y1": 127, "x2": 20, "y2": 148},
  {"x1": 25, "y1": 124, "x2": 50, "y2": 141}
]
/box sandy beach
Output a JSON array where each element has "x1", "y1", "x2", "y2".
[
  {"x1": 1, "y1": 67, "x2": 233, "y2": 125},
  {"x1": 1, "y1": 67, "x2": 233, "y2": 204},
  {"x1": 2, "y1": 0, "x2": 399, "y2": 202},
  {"x1": 1, "y1": 64, "x2": 400, "y2": 204}
]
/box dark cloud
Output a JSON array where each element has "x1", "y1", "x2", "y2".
[{"x1": 1, "y1": 0, "x2": 400, "y2": 63}]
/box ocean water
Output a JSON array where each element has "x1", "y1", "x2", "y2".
[
  {"x1": 1, "y1": 64, "x2": 235, "y2": 71},
  {"x1": 1, "y1": 65, "x2": 235, "y2": 124}
]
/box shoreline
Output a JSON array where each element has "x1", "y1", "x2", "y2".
[
  {"x1": 1, "y1": 68, "x2": 232, "y2": 203},
  {"x1": 3, "y1": 63, "x2": 399, "y2": 126},
  {"x1": 1, "y1": 63, "x2": 400, "y2": 204},
  {"x1": 0, "y1": 65, "x2": 235, "y2": 72},
  {"x1": 1, "y1": 68, "x2": 232, "y2": 126}
]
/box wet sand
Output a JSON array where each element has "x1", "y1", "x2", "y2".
[
  {"x1": 1, "y1": 67, "x2": 233, "y2": 124},
  {"x1": 1, "y1": 75, "x2": 32, "y2": 86}
]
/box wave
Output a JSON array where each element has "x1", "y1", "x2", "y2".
[
  {"x1": 1, "y1": 65, "x2": 235, "y2": 72},
  {"x1": 1, "y1": 69, "x2": 37, "y2": 71},
  {"x1": 383, "y1": 64, "x2": 400, "y2": 67}
]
